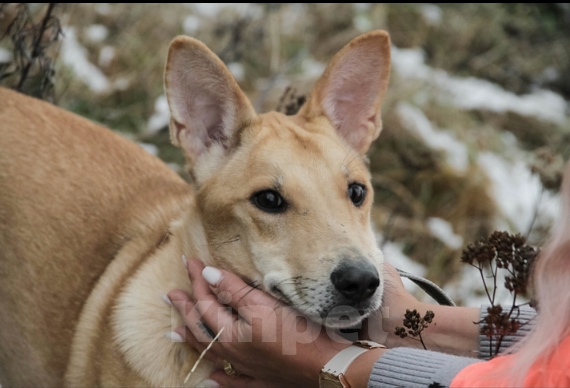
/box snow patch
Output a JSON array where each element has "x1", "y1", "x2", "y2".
[
  {"x1": 98, "y1": 46, "x2": 115, "y2": 67},
  {"x1": 167, "y1": 163, "x2": 181, "y2": 173},
  {"x1": 138, "y1": 143, "x2": 158, "y2": 156},
  {"x1": 187, "y1": 3, "x2": 260, "y2": 19},
  {"x1": 353, "y1": 14, "x2": 372, "y2": 32},
  {"x1": 281, "y1": 4, "x2": 304, "y2": 35},
  {"x1": 227, "y1": 62, "x2": 245, "y2": 82},
  {"x1": 477, "y1": 152, "x2": 560, "y2": 234},
  {"x1": 427, "y1": 218, "x2": 463, "y2": 250},
  {"x1": 147, "y1": 95, "x2": 170, "y2": 134},
  {"x1": 539, "y1": 66, "x2": 559, "y2": 83},
  {"x1": 443, "y1": 265, "x2": 522, "y2": 307},
  {"x1": 381, "y1": 241, "x2": 426, "y2": 277},
  {"x1": 353, "y1": 3, "x2": 370, "y2": 11},
  {"x1": 85, "y1": 24, "x2": 108, "y2": 43},
  {"x1": 397, "y1": 102, "x2": 468, "y2": 172},
  {"x1": 0, "y1": 47, "x2": 12, "y2": 63},
  {"x1": 183, "y1": 15, "x2": 200, "y2": 34},
  {"x1": 61, "y1": 27, "x2": 109, "y2": 93},
  {"x1": 392, "y1": 47, "x2": 568, "y2": 124},
  {"x1": 420, "y1": 4, "x2": 442, "y2": 26},
  {"x1": 302, "y1": 58, "x2": 326, "y2": 78},
  {"x1": 113, "y1": 77, "x2": 130, "y2": 91},
  {"x1": 96, "y1": 3, "x2": 111, "y2": 15}
]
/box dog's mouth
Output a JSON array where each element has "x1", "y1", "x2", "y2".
[
  {"x1": 270, "y1": 285, "x2": 295, "y2": 306},
  {"x1": 269, "y1": 284, "x2": 379, "y2": 329}
]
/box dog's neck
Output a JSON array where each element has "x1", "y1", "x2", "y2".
[
  {"x1": 169, "y1": 199, "x2": 214, "y2": 267},
  {"x1": 110, "y1": 198, "x2": 218, "y2": 386}
]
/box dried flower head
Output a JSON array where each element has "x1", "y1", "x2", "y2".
[
  {"x1": 395, "y1": 326, "x2": 407, "y2": 339},
  {"x1": 394, "y1": 309, "x2": 435, "y2": 350},
  {"x1": 276, "y1": 86, "x2": 306, "y2": 116},
  {"x1": 462, "y1": 230, "x2": 539, "y2": 358},
  {"x1": 530, "y1": 147, "x2": 565, "y2": 192},
  {"x1": 481, "y1": 305, "x2": 521, "y2": 339},
  {"x1": 461, "y1": 240, "x2": 496, "y2": 266}
]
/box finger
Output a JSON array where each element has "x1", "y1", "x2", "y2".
[
  {"x1": 172, "y1": 297, "x2": 225, "y2": 345},
  {"x1": 168, "y1": 292, "x2": 221, "y2": 345},
  {"x1": 173, "y1": 326, "x2": 228, "y2": 368},
  {"x1": 186, "y1": 260, "x2": 239, "y2": 333},
  {"x1": 209, "y1": 370, "x2": 286, "y2": 388},
  {"x1": 197, "y1": 263, "x2": 279, "y2": 318},
  {"x1": 168, "y1": 289, "x2": 208, "y2": 335},
  {"x1": 168, "y1": 289, "x2": 213, "y2": 342},
  {"x1": 173, "y1": 326, "x2": 206, "y2": 355}
]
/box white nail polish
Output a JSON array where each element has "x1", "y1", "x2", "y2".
[
  {"x1": 161, "y1": 294, "x2": 172, "y2": 306},
  {"x1": 199, "y1": 379, "x2": 220, "y2": 387},
  {"x1": 202, "y1": 267, "x2": 222, "y2": 286},
  {"x1": 182, "y1": 255, "x2": 187, "y2": 268},
  {"x1": 166, "y1": 332, "x2": 184, "y2": 342}
]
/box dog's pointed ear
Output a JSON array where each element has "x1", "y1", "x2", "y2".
[
  {"x1": 164, "y1": 36, "x2": 256, "y2": 165},
  {"x1": 299, "y1": 31, "x2": 391, "y2": 154}
]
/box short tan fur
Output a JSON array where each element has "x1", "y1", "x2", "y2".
[{"x1": 0, "y1": 30, "x2": 390, "y2": 386}]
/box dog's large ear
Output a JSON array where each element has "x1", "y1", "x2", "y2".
[
  {"x1": 299, "y1": 31, "x2": 390, "y2": 154},
  {"x1": 164, "y1": 36, "x2": 256, "y2": 167}
]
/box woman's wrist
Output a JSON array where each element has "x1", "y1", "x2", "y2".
[
  {"x1": 344, "y1": 348, "x2": 388, "y2": 388},
  {"x1": 305, "y1": 342, "x2": 353, "y2": 387},
  {"x1": 384, "y1": 302, "x2": 480, "y2": 357}
]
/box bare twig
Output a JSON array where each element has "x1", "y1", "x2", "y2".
[{"x1": 15, "y1": 3, "x2": 55, "y2": 91}]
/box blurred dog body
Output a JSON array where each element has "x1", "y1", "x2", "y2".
[{"x1": 0, "y1": 30, "x2": 391, "y2": 386}]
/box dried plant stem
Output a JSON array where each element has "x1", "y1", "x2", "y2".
[
  {"x1": 526, "y1": 187, "x2": 543, "y2": 239},
  {"x1": 16, "y1": 3, "x2": 56, "y2": 91},
  {"x1": 495, "y1": 293, "x2": 519, "y2": 355},
  {"x1": 183, "y1": 327, "x2": 225, "y2": 385},
  {"x1": 418, "y1": 332, "x2": 427, "y2": 350},
  {"x1": 473, "y1": 264, "x2": 493, "y2": 304},
  {"x1": 491, "y1": 262, "x2": 498, "y2": 305}
]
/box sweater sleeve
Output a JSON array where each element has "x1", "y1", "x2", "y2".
[
  {"x1": 478, "y1": 304, "x2": 536, "y2": 360},
  {"x1": 368, "y1": 305, "x2": 536, "y2": 387},
  {"x1": 368, "y1": 347, "x2": 480, "y2": 387}
]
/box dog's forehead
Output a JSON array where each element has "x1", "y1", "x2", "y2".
[{"x1": 246, "y1": 112, "x2": 365, "y2": 175}]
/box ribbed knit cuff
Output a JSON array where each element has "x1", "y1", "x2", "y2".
[
  {"x1": 368, "y1": 347, "x2": 480, "y2": 388},
  {"x1": 478, "y1": 304, "x2": 536, "y2": 360}
]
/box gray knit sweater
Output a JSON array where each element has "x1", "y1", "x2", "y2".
[{"x1": 368, "y1": 306, "x2": 536, "y2": 387}]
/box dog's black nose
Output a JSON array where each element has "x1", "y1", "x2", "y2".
[{"x1": 330, "y1": 258, "x2": 380, "y2": 302}]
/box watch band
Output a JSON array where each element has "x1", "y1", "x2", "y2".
[
  {"x1": 323, "y1": 345, "x2": 368, "y2": 376},
  {"x1": 319, "y1": 341, "x2": 386, "y2": 388}
]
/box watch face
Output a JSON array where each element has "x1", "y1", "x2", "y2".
[
  {"x1": 319, "y1": 371, "x2": 345, "y2": 388},
  {"x1": 320, "y1": 379, "x2": 344, "y2": 388},
  {"x1": 355, "y1": 340, "x2": 385, "y2": 349}
]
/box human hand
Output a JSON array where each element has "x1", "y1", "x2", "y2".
[
  {"x1": 363, "y1": 261, "x2": 480, "y2": 356},
  {"x1": 361, "y1": 261, "x2": 424, "y2": 348},
  {"x1": 168, "y1": 259, "x2": 352, "y2": 387}
]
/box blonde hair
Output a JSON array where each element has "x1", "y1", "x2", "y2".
[{"x1": 506, "y1": 160, "x2": 570, "y2": 386}]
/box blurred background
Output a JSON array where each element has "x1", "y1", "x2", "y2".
[{"x1": 1, "y1": 3, "x2": 569, "y2": 306}]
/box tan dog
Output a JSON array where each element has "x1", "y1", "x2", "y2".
[{"x1": 0, "y1": 30, "x2": 390, "y2": 386}]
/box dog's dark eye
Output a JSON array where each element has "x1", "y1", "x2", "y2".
[
  {"x1": 348, "y1": 184, "x2": 366, "y2": 207},
  {"x1": 251, "y1": 190, "x2": 286, "y2": 213}
]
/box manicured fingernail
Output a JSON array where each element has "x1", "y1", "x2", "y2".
[
  {"x1": 182, "y1": 255, "x2": 187, "y2": 268},
  {"x1": 200, "y1": 379, "x2": 220, "y2": 387},
  {"x1": 202, "y1": 267, "x2": 222, "y2": 286},
  {"x1": 161, "y1": 294, "x2": 171, "y2": 306},
  {"x1": 166, "y1": 332, "x2": 184, "y2": 342}
]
